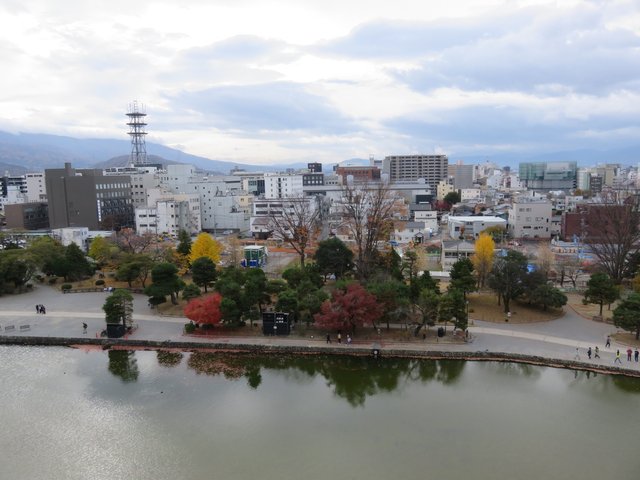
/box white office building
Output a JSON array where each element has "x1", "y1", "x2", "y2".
[{"x1": 508, "y1": 198, "x2": 553, "y2": 239}]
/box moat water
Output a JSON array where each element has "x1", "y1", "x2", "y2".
[{"x1": 1, "y1": 346, "x2": 638, "y2": 479}]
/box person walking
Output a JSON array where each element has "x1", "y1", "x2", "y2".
[
  {"x1": 326, "y1": 333, "x2": 331, "y2": 344},
  {"x1": 635, "y1": 348, "x2": 639, "y2": 362},
  {"x1": 35, "y1": 305, "x2": 40, "y2": 314},
  {"x1": 614, "y1": 350, "x2": 622, "y2": 364},
  {"x1": 82, "y1": 322, "x2": 87, "y2": 334},
  {"x1": 587, "y1": 347, "x2": 592, "y2": 360},
  {"x1": 627, "y1": 348, "x2": 633, "y2": 361},
  {"x1": 337, "y1": 332, "x2": 342, "y2": 344},
  {"x1": 41, "y1": 305, "x2": 46, "y2": 314},
  {"x1": 346, "y1": 334, "x2": 352, "y2": 345},
  {"x1": 606, "y1": 336, "x2": 611, "y2": 348},
  {"x1": 574, "y1": 348, "x2": 580, "y2": 360},
  {"x1": 594, "y1": 346, "x2": 600, "y2": 359}
]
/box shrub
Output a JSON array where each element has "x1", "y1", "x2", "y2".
[
  {"x1": 61, "y1": 283, "x2": 72, "y2": 291},
  {"x1": 95, "y1": 279, "x2": 105, "y2": 286},
  {"x1": 184, "y1": 322, "x2": 196, "y2": 334},
  {"x1": 48, "y1": 278, "x2": 57, "y2": 285},
  {"x1": 26, "y1": 284, "x2": 33, "y2": 290}
]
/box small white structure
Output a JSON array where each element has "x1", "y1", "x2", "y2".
[
  {"x1": 51, "y1": 227, "x2": 89, "y2": 251},
  {"x1": 448, "y1": 216, "x2": 506, "y2": 239},
  {"x1": 394, "y1": 222, "x2": 431, "y2": 245},
  {"x1": 441, "y1": 240, "x2": 477, "y2": 271}
]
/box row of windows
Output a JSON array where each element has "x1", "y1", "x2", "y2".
[{"x1": 97, "y1": 183, "x2": 129, "y2": 190}]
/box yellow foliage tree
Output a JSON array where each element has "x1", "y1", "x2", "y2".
[
  {"x1": 189, "y1": 233, "x2": 223, "y2": 264},
  {"x1": 472, "y1": 233, "x2": 495, "y2": 289}
]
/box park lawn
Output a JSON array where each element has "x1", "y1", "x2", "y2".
[
  {"x1": 467, "y1": 292, "x2": 564, "y2": 323},
  {"x1": 565, "y1": 293, "x2": 619, "y2": 321}
]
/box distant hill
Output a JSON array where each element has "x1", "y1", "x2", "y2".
[
  {"x1": 0, "y1": 161, "x2": 29, "y2": 175},
  {"x1": 0, "y1": 131, "x2": 295, "y2": 173}
]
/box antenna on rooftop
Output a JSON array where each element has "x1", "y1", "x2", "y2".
[{"x1": 126, "y1": 101, "x2": 148, "y2": 166}]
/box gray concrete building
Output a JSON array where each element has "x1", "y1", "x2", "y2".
[{"x1": 45, "y1": 163, "x2": 133, "y2": 230}]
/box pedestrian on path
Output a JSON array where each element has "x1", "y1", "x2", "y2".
[
  {"x1": 635, "y1": 348, "x2": 639, "y2": 362},
  {"x1": 326, "y1": 333, "x2": 331, "y2": 344},
  {"x1": 41, "y1": 305, "x2": 46, "y2": 314},
  {"x1": 35, "y1": 305, "x2": 40, "y2": 314},
  {"x1": 614, "y1": 350, "x2": 622, "y2": 364},
  {"x1": 82, "y1": 322, "x2": 87, "y2": 334},
  {"x1": 606, "y1": 336, "x2": 611, "y2": 348},
  {"x1": 626, "y1": 348, "x2": 632, "y2": 361},
  {"x1": 587, "y1": 347, "x2": 592, "y2": 359},
  {"x1": 337, "y1": 332, "x2": 342, "y2": 344},
  {"x1": 574, "y1": 348, "x2": 580, "y2": 360},
  {"x1": 347, "y1": 334, "x2": 352, "y2": 345},
  {"x1": 594, "y1": 346, "x2": 600, "y2": 359}
]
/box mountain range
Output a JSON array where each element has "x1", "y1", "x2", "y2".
[
  {"x1": 0, "y1": 130, "x2": 637, "y2": 176},
  {"x1": 0, "y1": 131, "x2": 305, "y2": 175}
]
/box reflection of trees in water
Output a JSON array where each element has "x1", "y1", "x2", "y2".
[
  {"x1": 181, "y1": 353, "x2": 466, "y2": 406},
  {"x1": 157, "y1": 351, "x2": 183, "y2": 367},
  {"x1": 610, "y1": 375, "x2": 640, "y2": 394},
  {"x1": 487, "y1": 361, "x2": 542, "y2": 380},
  {"x1": 108, "y1": 350, "x2": 139, "y2": 383}
]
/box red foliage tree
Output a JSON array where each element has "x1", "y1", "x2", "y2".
[
  {"x1": 184, "y1": 293, "x2": 223, "y2": 326},
  {"x1": 313, "y1": 282, "x2": 382, "y2": 334}
]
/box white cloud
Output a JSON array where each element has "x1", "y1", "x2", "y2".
[{"x1": 0, "y1": 0, "x2": 638, "y2": 164}]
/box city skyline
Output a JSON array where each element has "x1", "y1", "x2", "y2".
[{"x1": 1, "y1": 0, "x2": 638, "y2": 166}]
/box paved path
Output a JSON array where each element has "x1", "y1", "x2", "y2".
[{"x1": 1, "y1": 284, "x2": 639, "y2": 371}]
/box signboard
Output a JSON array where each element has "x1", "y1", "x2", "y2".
[{"x1": 262, "y1": 312, "x2": 291, "y2": 335}]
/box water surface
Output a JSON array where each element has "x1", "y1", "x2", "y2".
[{"x1": 0, "y1": 346, "x2": 638, "y2": 479}]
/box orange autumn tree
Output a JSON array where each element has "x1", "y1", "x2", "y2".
[
  {"x1": 313, "y1": 282, "x2": 382, "y2": 334},
  {"x1": 184, "y1": 293, "x2": 223, "y2": 326}
]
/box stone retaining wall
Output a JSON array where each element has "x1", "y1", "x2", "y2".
[{"x1": 0, "y1": 335, "x2": 638, "y2": 378}]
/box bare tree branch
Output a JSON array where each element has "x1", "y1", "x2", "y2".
[{"x1": 267, "y1": 196, "x2": 320, "y2": 266}]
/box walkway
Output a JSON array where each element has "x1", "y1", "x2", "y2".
[{"x1": 0, "y1": 285, "x2": 638, "y2": 372}]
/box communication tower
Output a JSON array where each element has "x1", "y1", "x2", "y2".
[{"x1": 126, "y1": 101, "x2": 148, "y2": 166}]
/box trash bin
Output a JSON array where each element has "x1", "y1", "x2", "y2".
[{"x1": 437, "y1": 327, "x2": 445, "y2": 337}]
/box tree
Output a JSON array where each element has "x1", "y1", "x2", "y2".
[
  {"x1": 449, "y1": 257, "x2": 475, "y2": 299},
  {"x1": 583, "y1": 272, "x2": 619, "y2": 316},
  {"x1": 414, "y1": 288, "x2": 440, "y2": 336},
  {"x1": 367, "y1": 277, "x2": 410, "y2": 330},
  {"x1": 443, "y1": 191, "x2": 461, "y2": 205},
  {"x1": 487, "y1": 250, "x2": 528, "y2": 313},
  {"x1": 472, "y1": 233, "x2": 495, "y2": 288},
  {"x1": 181, "y1": 283, "x2": 202, "y2": 301},
  {"x1": 26, "y1": 236, "x2": 65, "y2": 272},
  {"x1": 558, "y1": 255, "x2": 582, "y2": 288},
  {"x1": 340, "y1": 181, "x2": 398, "y2": 280},
  {"x1": 215, "y1": 266, "x2": 247, "y2": 325},
  {"x1": 439, "y1": 288, "x2": 467, "y2": 331},
  {"x1": 244, "y1": 268, "x2": 270, "y2": 315},
  {"x1": 529, "y1": 284, "x2": 567, "y2": 311},
  {"x1": 267, "y1": 196, "x2": 320, "y2": 266},
  {"x1": 88, "y1": 236, "x2": 113, "y2": 266},
  {"x1": 275, "y1": 289, "x2": 300, "y2": 322},
  {"x1": 116, "y1": 261, "x2": 141, "y2": 288},
  {"x1": 314, "y1": 282, "x2": 382, "y2": 334},
  {"x1": 114, "y1": 228, "x2": 155, "y2": 254},
  {"x1": 613, "y1": 292, "x2": 640, "y2": 339},
  {"x1": 184, "y1": 293, "x2": 223, "y2": 326},
  {"x1": 102, "y1": 289, "x2": 133, "y2": 327},
  {"x1": 282, "y1": 264, "x2": 323, "y2": 290},
  {"x1": 145, "y1": 263, "x2": 183, "y2": 305},
  {"x1": 191, "y1": 256, "x2": 217, "y2": 292},
  {"x1": 116, "y1": 254, "x2": 154, "y2": 287},
  {"x1": 313, "y1": 237, "x2": 354, "y2": 280},
  {"x1": 176, "y1": 230, "x2": 192, "y2": 256},
  {"x1": 0, "y1": 251, "x2": 35, "y2": 291},
  {"x1": 535, "y1": 244, "x2": 556, "y2": 279},
  {"x1": 63, "y1": 243, "x2": 94, "y2": 281},
  {"x1": 579, "y1": 195, "x2": 640, "y2": 283},
  {"x1": 481, "y1": 225, "x2": 507, "y2": 244},
  {"x1": 189, "y1": 233, "x2": 223, "y2": 264}
]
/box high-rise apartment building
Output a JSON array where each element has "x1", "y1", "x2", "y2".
[{"x1": 383, "y1": 154, "x2": 448, "y2": 185}]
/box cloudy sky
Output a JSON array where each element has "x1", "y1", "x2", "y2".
[{"x1": 1, "y1": 0, "x2": 638, "y2": 165}]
